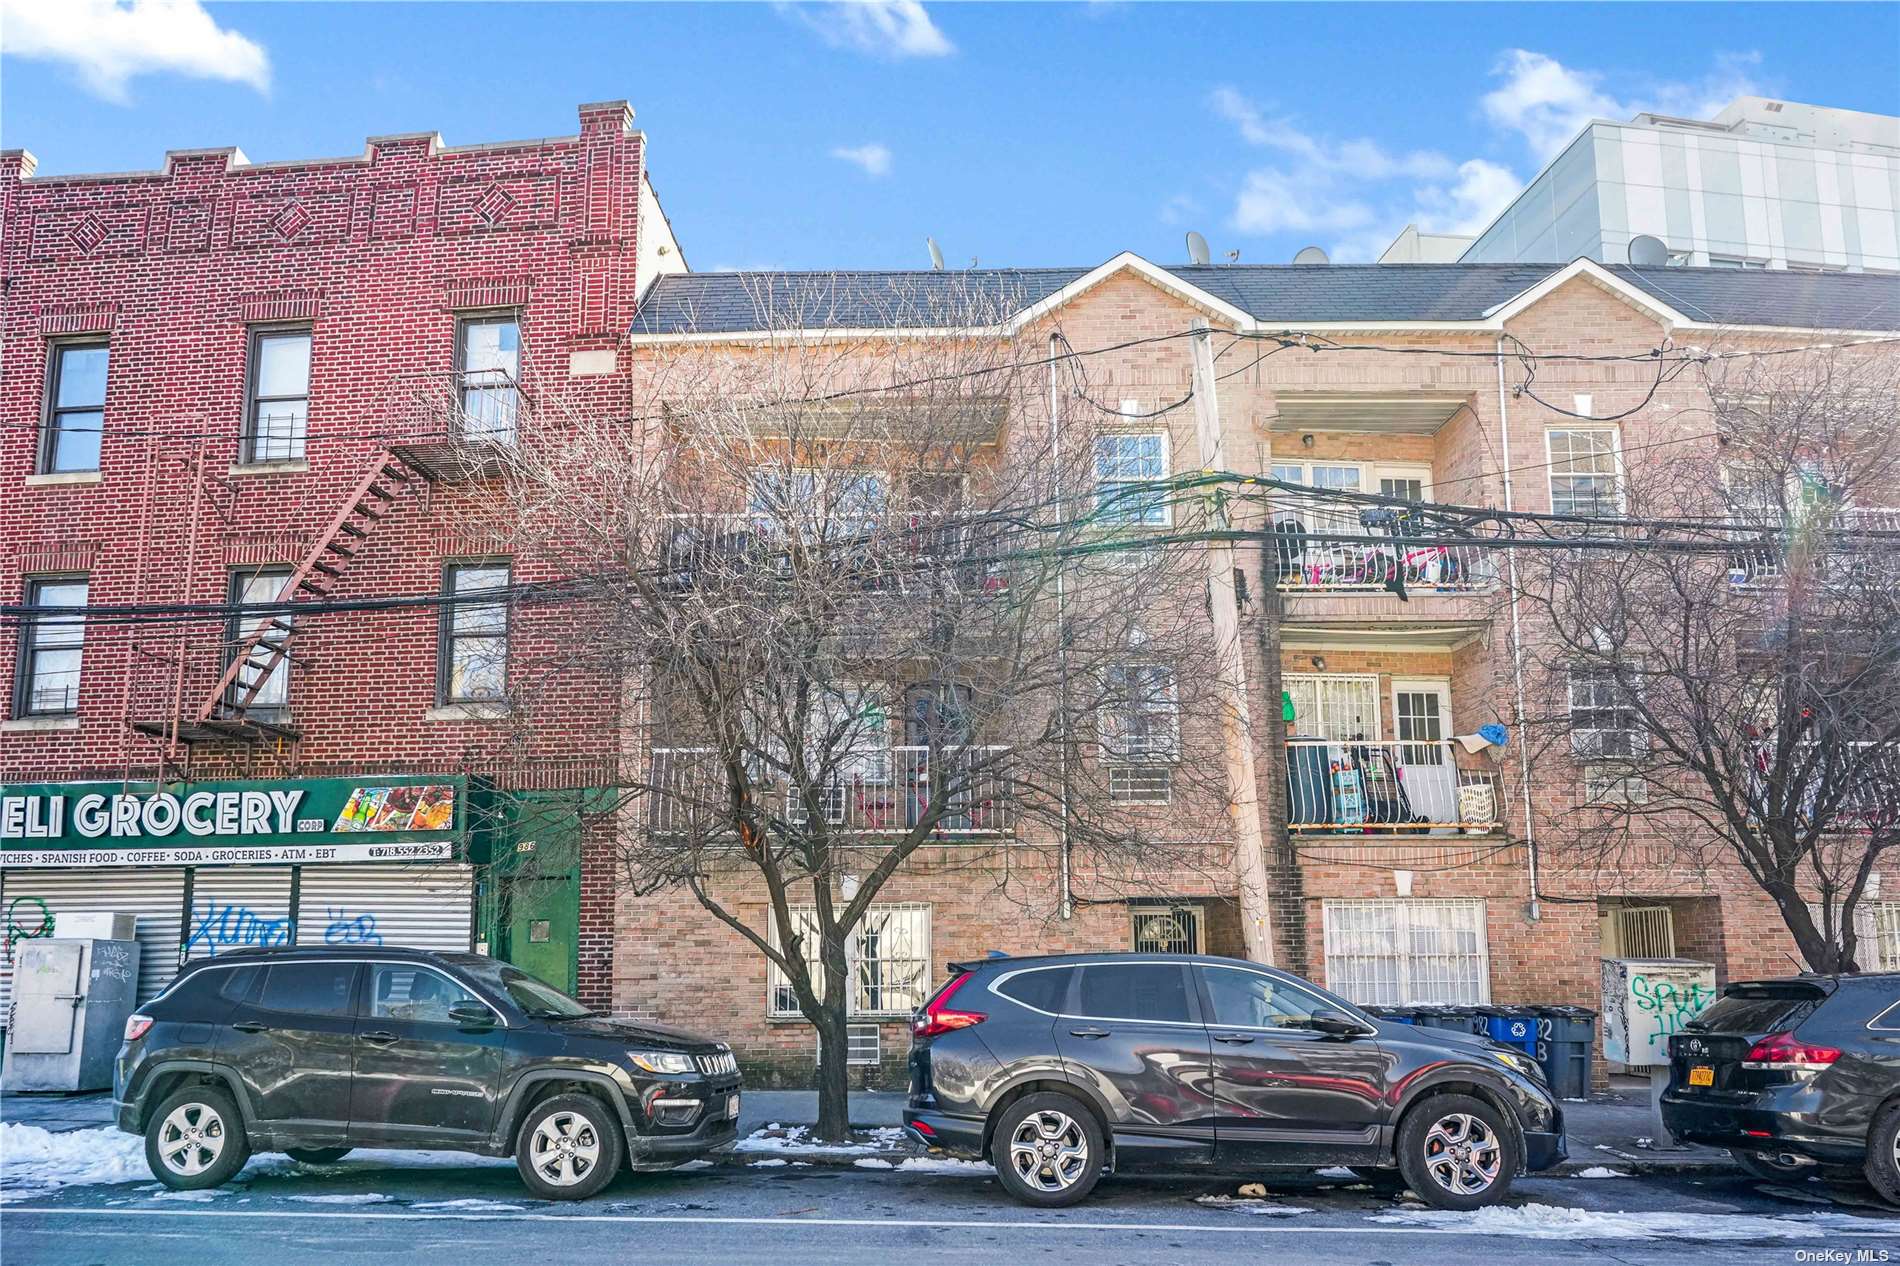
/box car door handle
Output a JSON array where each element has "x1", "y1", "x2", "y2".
[
  {"x1": 1068, "y1": 1027, "x2": 1110, "y2": 1039},
  {"x1": 1212, "y1": 1032, "x2": 1257, "y2": 1045},
  {"x1": 232, "y1": 1021, "x2": 270, "y2": 1034},
  {"x1": 359, "y1": 1031, "x2": 400, "y2": 1047}
]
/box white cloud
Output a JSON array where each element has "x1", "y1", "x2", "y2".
[
  {"x1": 1483, "y1": 48, "x2": 1765, "y2": 160},
  {"x1": 830, "y1": 142, "x2": 893, "y2": 177},
  {"x1": 0, "y1": 0, "x2": 270, "y2": 103},
  {"x1": 1210, "y1": 87, "x2": 1453, "y2": 181},
  {"x1": 785, "y1": 1, "x2": 954, "y2": 59},
  {"x1": 1233, "y1": 169, "x2": 1375, "y2": 237},
  {"x1": 1158, "y1": 193, "x2": 1201, "y2": 226},
  {"x1": 1417, "y1": 158, "x2": 1523, "y2": 236}
]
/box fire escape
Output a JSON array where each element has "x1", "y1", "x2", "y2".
[{"x1": 125, "y1": 370, "x2": 518, "y2": 774}]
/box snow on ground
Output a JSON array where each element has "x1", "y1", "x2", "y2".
[
  {"x1": 1374, "y1": 1203, "x2": 1900, "y2": 1241},
  {"x1": 853, "y1": 1158, "x2": 893, "y2": 1170},
  {"x1": 1574, "y1": 1166, "x2": 1630, "y2": 1179},
  {"x1": 1314, "y1": 1167, "x2": 1358, "y2": 1179},
  {"x1": 412, "y1": 1198, "x2": 527, "y2": 1212},
  {"x1": 1193, "y1": 1195, "x2": 1314, "y2": 1217},
  {"x1": 895, "y1": 1157, "x2": 990, "y2": 1174},
  {"x1": 287, "y1": 1193, "x2": 394, "y2": 1205},
  {"x1": 748, "y1": 1159, "x2": 790, "y2": 1168},
  {"x1": 736, "y1": 1124, "x2": 910, "y2": 1156}
]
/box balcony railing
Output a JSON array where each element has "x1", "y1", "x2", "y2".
[
  {"x1": 660, "y1": 513, "x2": 1009, "y2": 593},
  {"x1": 1267, "y1": 496, "x2": 1492, "y2": 594},
  {"x1": 1727, "y1": 508, "x2": 1900, "y2": 588},
  {"x1": 382, "y1": 370, "x2": 526, "y2": 480},
  {"x1": 1286, "y1": 738, "x2": 1502, "y2": 833},
  {"x1": 647, "y1": 744, "x2": 1013, "y2": 837}
]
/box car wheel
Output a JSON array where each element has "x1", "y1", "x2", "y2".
[
  {"x1": 1863, "y1": 1100, "x2": 1900, "y2": 1208},
  {"x1": 145, "y1": 1086, "x2": 251, "y2": 1191},
  {"x1": 990, "y1": 1092, "x2": 1104, "y2": 1208},
  {"x1": 285, "y1": 1148, "x2": 352, "y2": 1165},
  {"x1": 515, "y1": 1093, "x2": 624, "y2": 1201},
  {"x1": 1732, "y1": 1149, "x2": 1812, "y2": 1183},
  {"x1": 1396, "y1": 1094, "x2": 1519, "y2": 1211}
]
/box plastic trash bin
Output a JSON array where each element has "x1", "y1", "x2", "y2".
[
  {"x1": 1481, "y1": 1005, "x2": 1540, "y2": 1054},
  {"x1": 1533, "y1": 1005, "x2": 1596, "y2": 1100}
]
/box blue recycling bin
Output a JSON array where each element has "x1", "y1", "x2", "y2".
[{"x1": 1481, "y1": 1006, "x2": 1540, "y2": 1055}]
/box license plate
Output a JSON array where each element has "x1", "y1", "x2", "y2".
[
  {"x1": 727, "y1": 1092, "x2": 742, "y2": 1120},
  {"x1": 1689, "y1": 1065, "x2": 1714, "y2": 1087}
]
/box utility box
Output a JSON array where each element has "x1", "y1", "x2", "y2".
[
  {"x1": 52, "y1": 911, "x2": 138, "y2": 941},
  {"x1": 1600, "y1": 957, "x2": 1717, "y2": 1069},
  {"x1": 3, "y1": 938, "x2": 142, "y2": 1092}
]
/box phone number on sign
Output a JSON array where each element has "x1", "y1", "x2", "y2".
[{"x1": 366, "y1": 843, "x2": 451, "y2": 859}]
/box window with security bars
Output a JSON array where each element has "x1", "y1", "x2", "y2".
[
  {"x1": 1803, "y1": 902, "x2": 1900, "y2": 970},
  {"x1": 768, "y1": 903, "x2": 930, "y2": 1018},
  {"x1": 1569, "y1": 666, "x2": 1643, "y2": 758},
  {"x1": 1131, "y1": 904, "x2": 1203, "y2": 954},
  {"x1": 1546, "y1": 428, "x2": 1620, "y2": 515},
  {"x1": 1283, "y1": 673, "x2": 1380, "y2": 742},
  {"x1": 1321, "y1": 899, "x2": 1491, "y2": 1006}
]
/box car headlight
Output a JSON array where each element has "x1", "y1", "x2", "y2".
[
  {"x1": 627, "y1": 1049, "x2": 697, "y2": 1075},
  {"x1": 1491, "y1": 1050, "x2": 1545, "y2": 1081}
]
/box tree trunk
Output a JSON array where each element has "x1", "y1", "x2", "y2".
[
  {"x1": 811, "y1": 943, "x2": 853, "y2": 1142},
  {"x1": 1765, "y1": 879, "x2": 1854, "y2": 973}
]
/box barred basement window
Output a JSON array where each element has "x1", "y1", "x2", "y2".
[
  {"x1": 768, "y1": 902, "x2": 930, "y2": 1018},
  {"x1": 1131, "y1": 904, "x2": 1203, "y2": 954},
  {"x1": 1322, "y1": 899, "x2": 1490, "y2": 1006},
  {"x1": 1109, "y1": 765, "x2": 1173, "y2": 803}
]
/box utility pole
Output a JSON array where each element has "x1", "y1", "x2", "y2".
[{"x1": 1188, "y1": 319, "x2": 1277, "y2": 965}]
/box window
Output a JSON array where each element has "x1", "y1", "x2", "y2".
[
  {"x1": 747, "y1": 469, "x2": 887, "y2": 541},
  {"x1": 1093, "y1": 433, "x2": 1170, "y2": 525},
  {"x1": 1585, "y1": 764, "x2": 1649, "y2": 805},
  {"x1": 41, "y1": 341, "x2": 108, "y2": 473},
  {"x1": 768, "y1": 903, "x2": 930, "y2": 1018},
  {"x1": 245, "y1": 328, "x2": 311, "y2": 462},
  {"x1": 440, "y1": 562, "x2": 510, "y2": 703},
  {"x1": 457, "y1": 315, "x2": 520, "y2": 443},
  {"x1": 369, "y1": 965, "x2": 484, "y2": 1024},
  {"x1": 1707, "y1": 255, "x2": 1769, "y2": 270},
  {"x1": 995, "y1": 966, "x2": 1073, "y2": 1012},
  {"x1": 1099, "y1": 664, "x2": 1178, "y2": 762},
  {"x1": 1321, "y1": 899, "x2": 1490, "y2": 1006},
  {"x1": 226, "y1": 567, "x2": 292, "y2": 714},
  {"x1": 1569, "y1": 666, "x2": 1643, "y2": 758},
  {"x1": 1201, "y1": 966, "x2": 1325, "y2": 1028},
  {"x1": 257, "y1": 962, "x2": 358, "y2": 1017},
  {"x1": 1283, "y1": 673, "x2": 1380, "y2": 742},
  {"x1": 1132, "y1": 904, "x2": 1202, "y2": 954},
  {"x1": 1074, "y1": 962, "x2": 1193, "y2": 1023},
  {"x1": 16, "y1": 577, "x2": 88, "y2": 716},
  {"x1": 1546, "y1": 429, "x2": 1620, "y2": 515}
]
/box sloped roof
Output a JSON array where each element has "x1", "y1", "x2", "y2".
[{"x1": 631, "y1": 259, "x2": 1900, "y2": 336}]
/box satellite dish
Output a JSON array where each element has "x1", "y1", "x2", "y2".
[
  {"x1": 926, "y1": 237, "x2": 945, "y2": 270},
  {"x1": 1185, "y1": 231, "x2": 1211, "y2": 266},
  {"x1": 1292, "y1": 245, "x2": 1329, "y2": 265},
  {"x1": 1628, "y1": 234, "x2": 1669, "y2": 267}
]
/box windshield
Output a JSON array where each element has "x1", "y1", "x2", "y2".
[{"x1": 463, "y1": 962, "x2": 593, "y2": 1018}]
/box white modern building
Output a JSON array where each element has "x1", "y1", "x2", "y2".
[{"x1": 1384, "y1": 97, "x2": 1900, "y2": 272}]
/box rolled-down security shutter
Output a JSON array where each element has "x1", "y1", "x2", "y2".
[
  {"x1": 182, "y1": 866, "x2": 295, "y2": 962},
  {"x1": 294, "y1": 864, "x2": 475, "y2": 954},
  {"x1": 1, "y1": 868, "x2": 188, "y2": 1012}
]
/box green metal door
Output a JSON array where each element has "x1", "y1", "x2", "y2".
[{"x1": 497, "y1": 873, "x2": 577, "y2": 994}]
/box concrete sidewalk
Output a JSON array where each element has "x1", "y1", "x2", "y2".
[{"x1": 0, "y1": 1085, "x2": 1725, "y2": 1174}]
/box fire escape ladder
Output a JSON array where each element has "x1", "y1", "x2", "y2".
[{"x1": 188, "y1": 450, "x2": 426, "y2": 737}]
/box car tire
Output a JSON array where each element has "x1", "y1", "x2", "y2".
[
  {"x1": 1732, "y1": 1149, "x2": 1812, "y2": 1183},
  {"x1": 989, "y1": 1092, "x2": 1105, "y2": 1208},
  {"x1": 515, "y1": 1093, "x2": 624, "y2": 1201},
  {"x1": 1863, "y1": 1100, "x2": 1900, "y2": 1208},
  {"x1": 145, "y1": 1085, "x2": 251, "y2": 1191},
  {"x1": 285, "y1": 1147, "x2": 352, "y2": 1165},
  {"x1": 1396, "y1": 1093, "x2": 1519, "y2": 1211}
]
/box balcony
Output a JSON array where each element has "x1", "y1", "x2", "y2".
[
  {"x1": 1726, "y1": 507, "x2": 1900, "y2": 588},
  {"x1": 647, "y1": 745, "x2": 1013, "y2": 837},
  {"x1": 1286, "y1": 739, "x2": 1503, "y2": 834},
  {"x1": 659, "y1": 512, "x2": 1010, "y2": 595},
  {"x1": 382, "y1": 369, "x2": 524, "y2": 480},
  {"x1": 1267, "y1": 495, "x2": 1493, "y2": 596}
]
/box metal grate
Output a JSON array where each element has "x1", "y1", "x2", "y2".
[
  {"x1": 1132, "y1": 904, "x2": 1202, "y2": 954},
  {"x1": 1606, "y1": 906, "x2": 1676, "y2": 958},
  {"x1": 814, "y1": 1024, "x2": 881, "y2": 1066},
  {"x1": 1109, "y1": 765, "x2": 1173, "y2": 803},
  {"x1": 1321, "y1": 899, "x2": 1490, "y2": 1006}
]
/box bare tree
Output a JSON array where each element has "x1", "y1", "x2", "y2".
[
  {"x1": 473, "y1": 277, "x2": 1237, "y2": 1137},
  {"x1": 1514, "y1": 345, "x2": 1900, "y2": 971}
]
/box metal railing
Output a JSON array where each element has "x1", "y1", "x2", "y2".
[
  {"x1": 386, "y1": 369, "x2": 526, "y2": 448},
  {"x1": 646, "y1": 744, "x2": 1012, "y2": 836},
  {"x1": 1266, "y1": 495, "x2": 1492, "y2": 594},
  {"x1": 1726, "y1": 508, "x2": 1900, "y2": 588},
  {"x1": 659, "y1": 512, "x2": 1010, "y2": 592},
  {"x1": 1286, "y1": 738, "x2": 1502, "y2": 833}
]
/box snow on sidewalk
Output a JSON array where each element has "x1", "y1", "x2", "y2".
[
  {"x1": 735, "y1": 1123, "x2": 911, "y2": 1157},
  {"x1": 1374, "y1": 1202, "x2": 1900, "y2": 1241}
]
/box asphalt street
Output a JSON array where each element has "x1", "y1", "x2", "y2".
[{"x1": 7, "y1": 1155, "x2": 1900, "y2": 1266}]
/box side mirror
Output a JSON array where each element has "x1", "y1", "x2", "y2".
[
  {"x1": 448, "y1": 1002, "x2": 496, "y2": 1029},
  {"x1": 1306, "y1": 1008, "x2": 1371, "y2": 1039}
]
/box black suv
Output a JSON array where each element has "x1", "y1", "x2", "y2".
[
  {"x1": 903, "y1": 953, "x2": 1564, "y2": 1208},
  {"x1": 1660, "y1": 973, "x2": 1900, "y2": 1205},
  {"x1": 115, "y1": 947, "x2": 741, "y2": 1200}
]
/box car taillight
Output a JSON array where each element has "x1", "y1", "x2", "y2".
[
  {"x1": 911, "y1": 973, "x2": 986, "y2": 1040},
  {"x1": 124, "y1": 1014, "x2": 153, "y2": 1042},
  {"x1": 1742, "y1": 1031, "x2": 1841, "y2": 1070}
]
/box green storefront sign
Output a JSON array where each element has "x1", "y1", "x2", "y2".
[{"x1": 0, "y1": 775, "x2": 481, "y2": 868}]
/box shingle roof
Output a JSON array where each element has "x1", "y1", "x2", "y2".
[{"x1": 631, "y1": 260, "x2": 1900, "y2": 336}]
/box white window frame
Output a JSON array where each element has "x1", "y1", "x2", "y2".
[
  {"x1": 1098, "y1": 662, "x2": 1180, "y2": 764},
  {"x1": 767, "y1": 902, "x2": 931, "y2": 1019},
  {"x1": 1568, "y1": 664, "x2": 1644, "y2": 759},
  {"x1": 1321, "y1": 898, "x2": 1491, "y2": 1006},
  {"x1": 1093, "y1": 432, "x2": 1172, "y2": 527},
  {"x1": 1283, "y1": 672, "x2": 1382, "y2": 743},
  {"x1": 1545, "y1": 427, "x2": 1623, "y2": 516},
  {"x1": 18, "y1": 576, "x2": 89, "y2": 717}
]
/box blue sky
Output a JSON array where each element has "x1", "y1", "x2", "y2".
[{"x1": 4, "y1": 2, "x2": 1897, "y2": 269}]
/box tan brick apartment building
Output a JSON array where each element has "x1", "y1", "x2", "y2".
[{"x1": 615, "y1": 255, "x2": 1900, "y2": 1082}]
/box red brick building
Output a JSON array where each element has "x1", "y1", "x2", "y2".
[{"x1": 1, "y1": 102, "x2": 682, "y2": 1013}]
